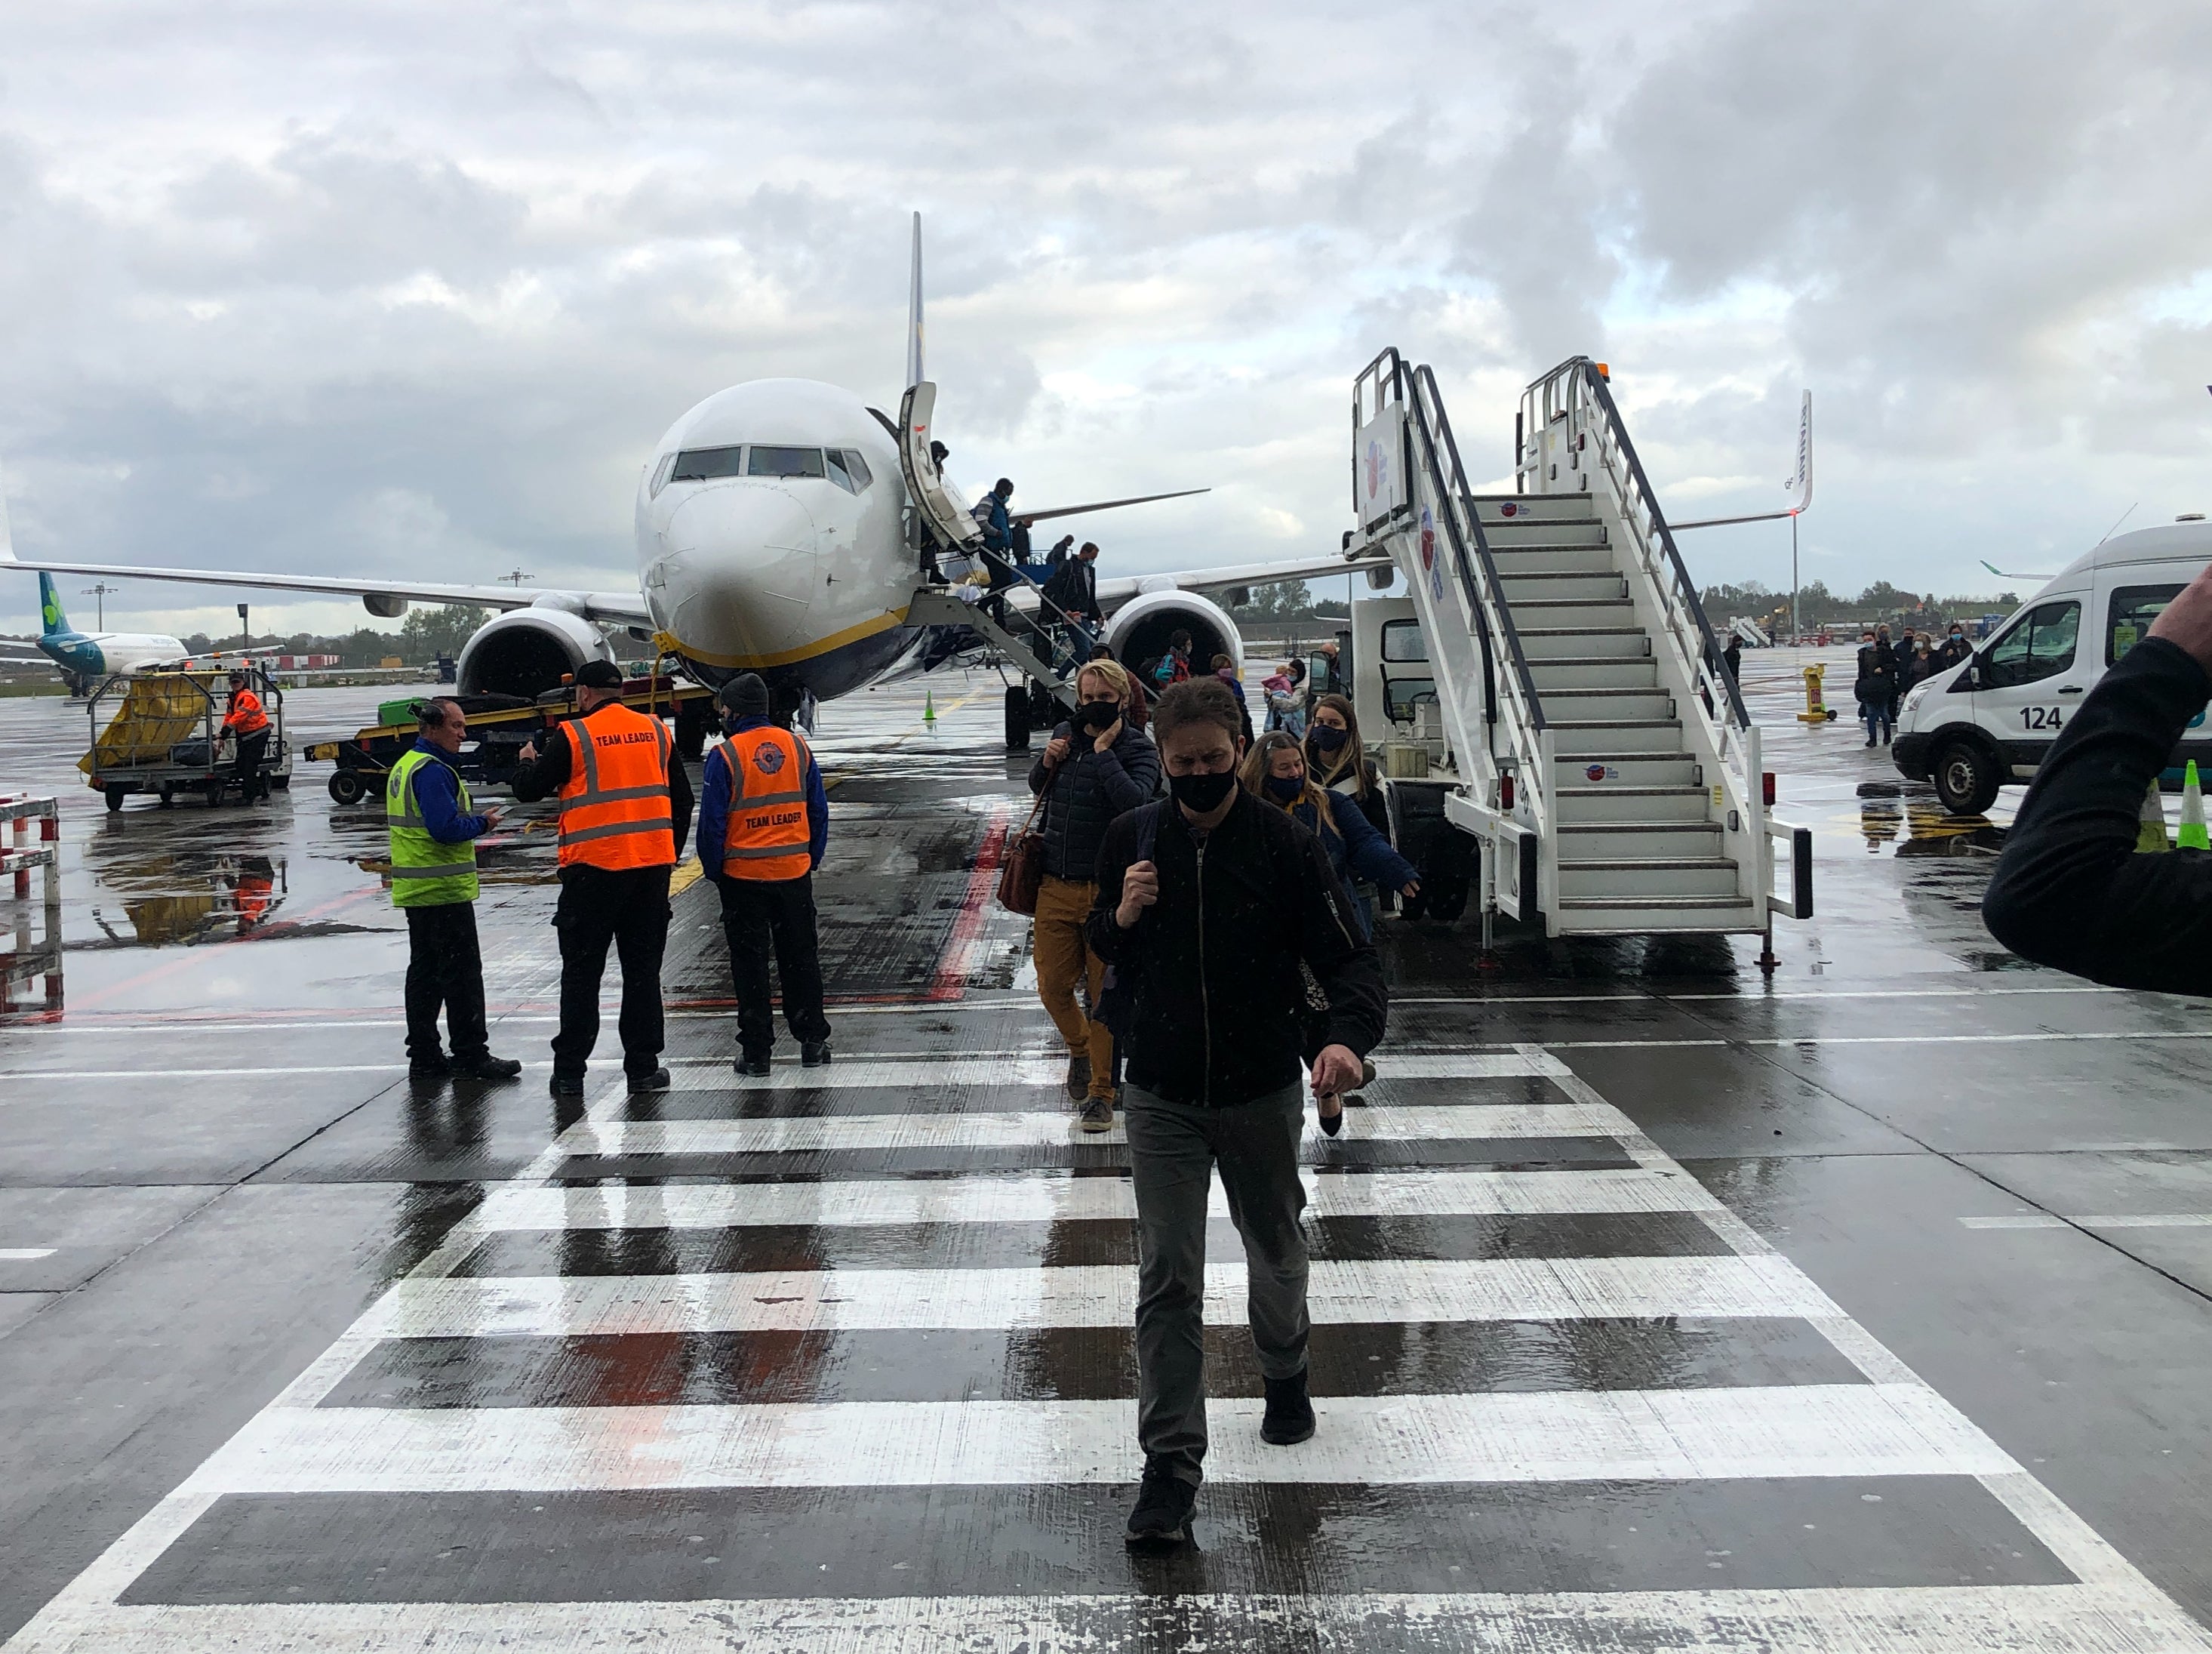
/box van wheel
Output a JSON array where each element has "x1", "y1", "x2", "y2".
[{"x1": 1933, "y1": 738, "x2": 2001, "y2": 815}]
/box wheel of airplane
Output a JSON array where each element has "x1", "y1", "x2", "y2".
[{"x1": 1003, "y1": 685, "x2": 1030, "y2": 752}]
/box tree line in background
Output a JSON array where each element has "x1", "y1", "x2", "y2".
[
  {"x1": 1699, "y1": 580, "x2": 2021, "y2": 630},
  {"x1": 1227, "y1": 579, "x2": 1348, "y2": 621},
  {"x1": 172, "y1": 602, "x2": 494, "y2": 665}
]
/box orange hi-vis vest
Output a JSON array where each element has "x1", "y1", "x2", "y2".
[
  {"x1": 718, "y1": 726, "x2": 812, "y2": 882},
  {"x1": 556, "y1": 702, "x2": 676, "y2": 870},
  {"x1": 223, "y1": 688, "x2": 269, "y2": 736}
]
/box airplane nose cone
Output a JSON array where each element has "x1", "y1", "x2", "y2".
[{"x1": 656, "y1": 485, "x2": 818, "y2": 662}]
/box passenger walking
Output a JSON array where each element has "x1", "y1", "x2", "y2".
[
  {"x1": 1150, "y1": 630, "x2": 1195, "y2": 691},
  {"x1": 1305, "y1": 693, "x2": 1392, "y2": 841},
  {"x1": 1029, "y1": 659, "x2": 1159, "y2": 1132},
  {"x1": 1088, "y1": 677, "x2": 1386, "y2": 1549},
  {"x1": 1088, "y1": 642, "x2": 1147, "y2": 730},
  {"x1": 1043, "y1": 540, "x2": 1102, "y2": 630},
  {"x1": 220, "y1": 669, "x2": 272, "y2": 804},
  {"x1": 1854, "y1": 630, "x2": 1896, "y2": 747},
  {"x1": 386, "y1": 698, "x2": 522, "y2": 1083},
  {"x1": 1936, "y1": 623, "x2": 1971, "y2": 670},
  {"x1": 1721, "y1": 634, "x2": 1743, "y2": 686},
  {"x1": 1211, "y1": 653, "x2": 1254, "y2": 746},
  {"x1": 1263, "y1": 659, "x2": 1307, "y2": 738},
  {"x1": 699, "y1": 673, "x2": 832, "y2": 1076},
  {"x1": 1240, "y1": 731, "x2": 1419, "y2": 943},
  {"x1": 512, "y1": 661, "x2": 694, "y2": 1097}
]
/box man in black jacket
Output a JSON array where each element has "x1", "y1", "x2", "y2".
[
  {"x1": 1983, "y1": 563, "x2": 2212, "y2": 992},
  {"x1": 1087, "y1": 676, "x2": 1386, "y2": 1549},
  {"x1": 1041, "y1": 540, "x2": 1100, "y2": 629},
  {"x1": 1028, "y1": 659, "x2": 1159, "y2": 1130}
]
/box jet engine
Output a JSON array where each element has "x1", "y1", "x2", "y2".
[
  {"x1": 455, "y1": 599, "x2": 617, "y2": 699},
  {"x1": 1102, "y1": 590, "x2": 1243, "y2": 681}
]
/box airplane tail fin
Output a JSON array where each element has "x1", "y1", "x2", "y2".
[
  {"x1": 905, "y1": 211, "x2": 924, "y2": 390},
  {"x1": 38, "y1": 571, "x2": 69, "y2": 637}
]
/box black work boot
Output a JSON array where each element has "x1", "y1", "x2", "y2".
[
  {"x1": 1124, "y1": 1459, "x2": 1197, "y2": 1549},
  {"x1": 1261, "y1": 1372, "x2": 1316, "y2": 1446},
  {"x1": 734, "y1": 1050, "x2": 772, "y2": 1077},
  {"x1": 627, "y1": 1067, "x2": 671, "y2": 1093},
  {"x1": 549, "y1": 1070, "x2": 586, "y2": 1098},
  {"x1": 451, "y1": 1053, "x2": 523, "y2": 1081},
  {"x1": 800, "y1": 1040, "x2": 832, "y2": 1067}
]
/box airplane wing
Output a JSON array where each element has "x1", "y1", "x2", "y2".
[
  {"x1": 1980, "y1": 559, "x2": 2052, "y2": 583},
  {"x1": 1017, "y1": 488, "x2": 1210, "y2": 525},
  {"x1": 0, "y1": 639, "x2": 50, "y2": 657},
  {"x1": 0, "y1": 546, "x2": 649, "y2": 625}
]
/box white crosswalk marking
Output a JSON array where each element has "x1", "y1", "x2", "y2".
[{"x1": 5, "y1": 1043, "x2": 2208, "y2": 1654}]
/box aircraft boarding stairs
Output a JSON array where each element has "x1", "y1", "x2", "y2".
[{"x1": 1350, "y1": 351, "x2": 1811, "y2": 941}]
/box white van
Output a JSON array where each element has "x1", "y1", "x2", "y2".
[{"x1": 1894, "y1": 518, "x2": 2212, "y2": 812}]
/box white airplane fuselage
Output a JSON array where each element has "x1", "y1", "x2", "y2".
[{"x1": 635, "y1": 378, "x2": 925, "y2": 701}]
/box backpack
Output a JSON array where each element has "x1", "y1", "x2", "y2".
[{"x1": 1096, "y1": 802, "x2": 1164, "y2": 1041}]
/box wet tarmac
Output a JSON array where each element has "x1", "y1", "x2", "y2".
[{"x1": 5, "y1": 655, "x2": 2212, "y2": 1649}]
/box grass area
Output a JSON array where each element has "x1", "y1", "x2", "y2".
[{"x1": 0, "y1": 682, "x2": 67, "y2": 698}]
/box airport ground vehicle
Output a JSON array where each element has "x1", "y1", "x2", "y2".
[
  {"x1": 1894, "y1": 519, "x2": 2212, "y2": 813},
  {"x1": 301, "y1": 676, "x2": 716, "y2": 805},
  {"x1": 82, "y1": 667, "x2": 291, "y2": 810}
]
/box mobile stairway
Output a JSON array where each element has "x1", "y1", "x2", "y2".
[{"x1": 1349, "y1": 351, "x2": 1811, "y2": 946}]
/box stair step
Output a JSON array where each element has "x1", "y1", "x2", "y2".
[
  {"x1": 1559, "y1": 821, "x2": 1721, "y2": 857},
  {"x1": 1482, "y1": 544, "x2": 1617, "y2": 574},
  {"x1": 1544, "y1": 688, "x2": 1673, "y2": 718},
  {"x1": 1558, "y1": 857, "x2": 1743, "y2": 899},
  {"x1": 1518, "y1": 629, "x2": 1650, "y2": 660},
  {"x1": 1555, "y1": 784, "x2": 1712, "y2": 824},
  {"x1": 1483, "y1": 524, "x2": 1613, "y2": 548},
  {"x1": 1527, "y1": 657, "x2": 1659, "y2": 689},
  {"x1": 1495, "y1": 571, "x2": 1626, "y2": 602},
  {"x1": 1552, "y1": 753, "x2": 1701, "y2": 787},
  {"x1": 1550, "y1": 719, "x2": 1684, "y2": 756},
  {"x1": 1553, "y1": 895, "x2": 1760, "y2": 936}
]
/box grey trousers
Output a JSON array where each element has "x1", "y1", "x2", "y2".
[{"x1": 1124, "y1": 1080, "x2": 1309, "y2": 1486}]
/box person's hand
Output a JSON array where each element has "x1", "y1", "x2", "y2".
[
  {"x1": 1310, "y1": 1043, "x2": 1361, "y2": 1102},
  {"x1": 1091, "y1": 716, "x2": 1123, "y2": 753},
  {"x1": 1400, "y1": 879, "x2": 1420, "y2": 898},
  {"x1": 1043, "y1": 735, "x2": 1072, "y2": 769},
  {"x1": 479, "y1": 807, "x2": 503, "y2": 830},
  {"x1": 518, "y1": 740, "x2": 538, "y2": 763},
  {"x1": 2149, "y1": 562, "x2": 2212, "y2": 675},
  {"x1": 1116, "y1": 860, "x2": 1159, "y2": 928}
]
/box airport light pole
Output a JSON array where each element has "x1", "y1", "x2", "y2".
[
  {"x1": 82, "y1": 582, "x2": 118, "y2": 628},
  {"x1": 237, "y1": 602, "x2": 249, "y2": 652}
]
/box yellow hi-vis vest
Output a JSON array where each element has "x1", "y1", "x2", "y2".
[
  {"x1": 386, "y1": 748, "x2": 480, "y2": 907},
  {"x1": 718, "y1": 726, "x2": 812, "y2": 880}
]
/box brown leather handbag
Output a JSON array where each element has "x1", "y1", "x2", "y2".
[{"x1": 995, "y1": 783, "x2": 1051, "y2": 916}]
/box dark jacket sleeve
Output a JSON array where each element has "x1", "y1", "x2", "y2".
[
  {"x1": 1983, "y1": 637, "x2": 2212, "y2": 994},
  {"x1": 1334, "y1": 793, "x2": 1418, "y2": 889},
  {"x1": 667, "y1": 741, "x2": 694, "y2": 855},
  {"x1": 696, "y1": 744, "x2": 731, "y2": 874},
  {"x1": 1294, "y1": 829, "x2": 1388, "y2": 1055},
  {"x1": 1086, "y1": 811, "x2": 1146, "y2": 965},
  {"x1": 1093, "y1": 728, "x2": 1158, "y2": 813},
  {"x1": 1029, "y1": 722, "x2": 1072, "y2": 795},
  {"x1": 508, "y1": 725, "x2": 572, "y2": 802},
  {"x1": 802, "y1": 744, "x2": 826, "y2": 871}
]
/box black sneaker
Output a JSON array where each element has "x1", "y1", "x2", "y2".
[
  {"x1": 734, "y1": 1052, "x2": 772, "y2": 1077},
  {"x1": 800, "y1": 1041, "x2": 832, "y2": 1067},
  {"x1": 1078, "y1": 1095, "x2": 1114, "y2": 1134},
  {"x1": 451, "y1": 1053, "x2": 523, "y2": 1081},
  {"x1": 627, "y1": 1067, "x2": 671, "y2": 1093},
  {"x1": 408, "y1": 1053, "x2": 451, "y2": 1080},
  {"x1": 1065, "y1": 1052, "x2": 1091, "y2": 1100},
  {"x1": 549, "y1": 1071, "x2": 586, "y2": 1098},
  {"x1": 1124, "y1": 1461, "x2": 1197, "y2": 1549},
  {"x1": 1261, "y1": 1372, "x2": 1315, "y2": 1446}
]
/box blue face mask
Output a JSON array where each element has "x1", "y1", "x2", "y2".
[{"x1": 1264, "y1": 774, "x2": 1305, "y2": 802}]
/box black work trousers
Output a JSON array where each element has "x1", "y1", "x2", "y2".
[
  {"x1": 403, "y1": 901, "x2": 489, "y2": 1064},
  {"x1": 718, "y1": 872, "x2": 831, "y2": 1056},
  {"x1": 551, "y1": 863, "x2": 671, "y2": 1078},
  {"x1": 232, "y1": 730, "x2": 269, "y2": 801}
]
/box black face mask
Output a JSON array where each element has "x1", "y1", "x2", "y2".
[
  {"x1": 1307, "y1": 724, "x2": 1349, "y2": 755},
  {"x1": 1076, "y1": 701, "x2": 1120, "y2": 732},
  {"x1": 1264, "y1": 774, "x2": 1305, "y2": 802},
  {"x1": 1168, "y1": 769, "x2": 1237, "y2": 814}
]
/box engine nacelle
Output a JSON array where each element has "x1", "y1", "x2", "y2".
[
  {"x1": 1102, "y1": 590, "x2": 1243, "y2": 682},
  {"x1": 456, "y1": 604, "x2": 616, "y2": 699}
]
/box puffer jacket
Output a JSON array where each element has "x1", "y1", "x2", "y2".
[{"x1": 1026, "y1": 720, "x2": 1161, "y2": 882}]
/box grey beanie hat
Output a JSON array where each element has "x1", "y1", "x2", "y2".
[{"x1": 718, "y1": 673, "x2": 770, "y2": 717}]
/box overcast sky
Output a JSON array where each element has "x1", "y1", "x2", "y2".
[{"x1": 3, "y1": 0, "x2": 2209, "y2": 638}]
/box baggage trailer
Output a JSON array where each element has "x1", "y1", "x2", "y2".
[
  {"x1": 82, "y1": 667, "x2": 291, "y2": 811},
  {"x1": 301, "y1": 676, "x2": 718, "y2": 805}
]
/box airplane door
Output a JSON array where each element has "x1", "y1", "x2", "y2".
[{"x1": 897, "y1": 382, "x2": 983, "y2": 554}]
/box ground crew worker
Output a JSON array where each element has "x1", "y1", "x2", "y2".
[
  {"x1": 387, "y1": 698, "x2": 521, "y2": 1082},
  {"x1": 698, "y1": 673, "x2": 831, "y2": 1074},
  {"x1": 513, "y1": 661, "x2": 693, "y2": 1096},
  {"x1": 221, "y1": 669, "x2": 272, "y2": 803}
]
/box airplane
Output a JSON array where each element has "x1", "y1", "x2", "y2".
[
  {"x1": 1, "y1": 214, "x2": 1389, "y2": 744},
  {"x1": 0, "y1": 568, "x2": 190, "y2": 691}
]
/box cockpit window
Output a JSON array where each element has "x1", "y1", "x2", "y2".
[
  {"x1": 825, "y1": 448, "x2": 875, "y2": 494},
  {"x1": 648, "y1": 454, "x2": 678, "y2": 498},
  {"x1": 670, "y1": 446, "x2": 744, "y2": 482},
  {"x1": 748, "y1": 445, "x2": 826, "y2": 479}
]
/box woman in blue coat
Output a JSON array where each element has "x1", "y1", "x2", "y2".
[{"x1": 1237, "y1": 731, "x2": 1418, "y2": 939}]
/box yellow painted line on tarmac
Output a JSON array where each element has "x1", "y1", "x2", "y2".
[{"x1": 670, "y1": 860, "x2": 705, "y2": 897}]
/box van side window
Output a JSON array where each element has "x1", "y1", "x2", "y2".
[
  {"x1": 1983, "y1": 600, "x2": 2081, "y2": 689},
  {"x1": 2108, "y1": 584, "x2": 2186, "y2": 665}
]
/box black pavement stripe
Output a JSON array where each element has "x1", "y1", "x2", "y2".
[
  {"x1": 322, "y1": 1317, "x2": 1864, "y2": 1409},
  {"x1": 451, "y1": 1212, "x2": 1732, "y2": 1277},
  {"x1": 124, "y1": 1476, "x2": 2068, "y2": 1605},
  {"x1": 551, "y1": 1140, "x2": 1640, "y2": 1181}
]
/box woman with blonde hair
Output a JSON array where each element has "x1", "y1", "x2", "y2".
[
  {"x1": 1026, "y1": 656, "x2": 1160, "y2": 1132},
  {"x1": 1238, "y1": 732, "x2": 1417, "y2": 941}
]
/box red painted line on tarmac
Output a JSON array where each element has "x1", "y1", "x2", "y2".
[{"x1": 926, "y1": 801, "x2": 1013, "y2": 1003}]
